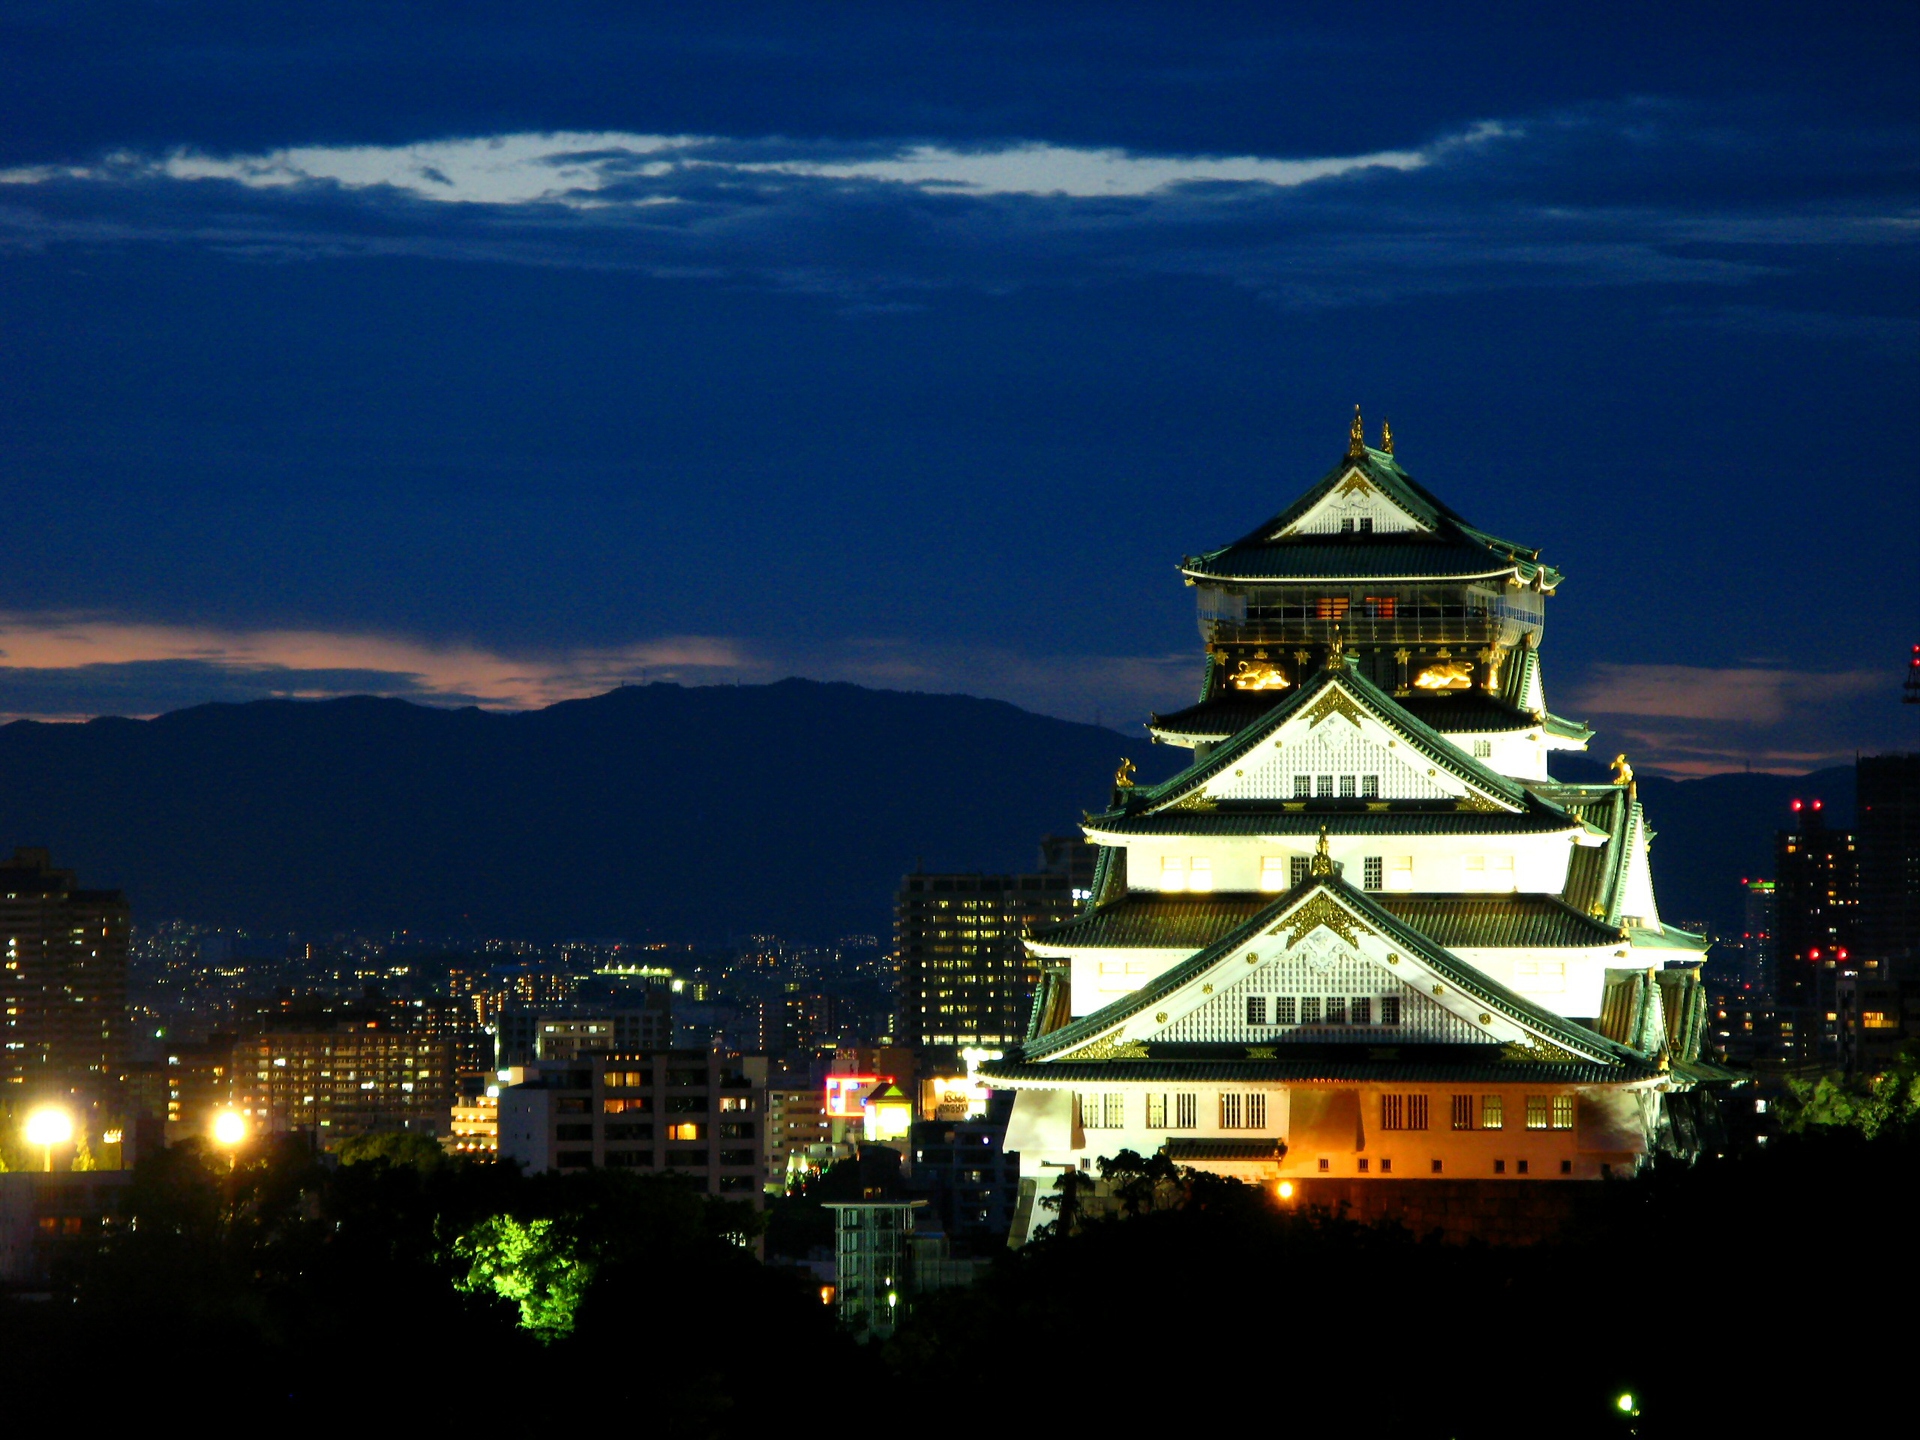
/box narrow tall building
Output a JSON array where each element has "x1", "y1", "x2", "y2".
[
  {"x1": 984, "y1": 415, "x2": 1724, "y2": 1242},
  {"x1": 896, "y1": 871, "x2": 1078, "y2": 1069},
  {"x1": 0, "y1": 848, "x2": 130, "y2": 1096},
  {"x1": 1773, "y1": 799, "x2": 1859, "y2": 1065},
  {"x1": 1857, "y1": 754, "x2": 1920, "y2": 980}
]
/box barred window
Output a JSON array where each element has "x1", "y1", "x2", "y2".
[
  {"x1": 1362, "y1": 775, "x2": 1380, "y2": 798},
  {"x1": 1104, "y1": 1093, "x2": 1126, "y2": 1128},
  {"x1": 1301, "y1": 997, "x2": 1322, "y2": 1024},
  {"x1": 1146, "y1": 1094, "x2": 1167, "y2": 1128},
  {"x1": 1363, "y1": 857, "x2": 1383, "y2": 890},
  {"x1": 1525, "y1": 1095, "x2": 1550, "y2": 1130},
  {"x1": 1294, "y1": 775, "x2": 1312, "y2": 798},
  {"x1": 1451, "y1": 1094, "x2": 1474, "y2": 1130},
  {"x1": 1381, "y1": 1094, "x2": 1404, "y2": 1129},
  {"x1": 1339, "y1": 774, "x2": 1357, "y2": 798},
  {"x1": 1275, "y1": 996, "x2": 1297, "y2": 1025},
  {"x1": 1220, "y1": 1093, "x2": 1265, "y2": 1130},
  {"x1": 1473, "y1": 739, "x2": 1493, "y2": 759},
  {"x1": 1316, "y1": 774, "x2": 1335, "y2": 798},
  {"x1": 1481, "y1": 1095, "x2": 1505, "y2": 1129},
  {"x1": 1380, "y1": 995, "x2": 1401, "y2": 1026},
  {"x1": 1247, "y1": 995, "x2": 1268, "y2": 1026},
  {"x1": 1290, "y1": 856, "x2": 1310, "y2": 886},
  {"x1": 1551, "y1": 1095, "x2": 1575, "y2": 1130},
  {"x1": 1325, "y1": 996, "x2": 1347, "y2": 1025},
  {"x1": 1175, "y1": 1093, "x2": 1197, "y2": 1129},
  {"x1": 1408, "y1": 1095, "x2": 1429, "y2": 1130},
  {"x1": 1352, "y1": 996, "x2": 1372, "y2": 1025}
]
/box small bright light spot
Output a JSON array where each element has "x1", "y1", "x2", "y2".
[
  {"x1": 886, "y1": 1291, "x2": 898, "y2": 1308},
  {"x1": 24, "y1": 1107, "x2": 73, "y2": 1148},
  {"x1": 1616, "y1": 1393, "x2": 1636, "y2": 1414},
  {"x1": 211, "y1": 1111, "x2": 247, "y2": 1146},
  {"x1": 1277, "y1": 1180, "x2": 1295, "y2": 1199}
]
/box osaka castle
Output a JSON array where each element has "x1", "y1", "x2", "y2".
[{"x1": 989, "y1": 410, "x2": 1724, "y2": 1239}]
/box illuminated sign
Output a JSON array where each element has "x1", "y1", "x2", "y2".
[
  {"x1": 825, "y1": 1074, "x2": 883, "y2": 1119},
  {"x1": 921, "y1": 1075, "x2": 989, "y2": 1121}
]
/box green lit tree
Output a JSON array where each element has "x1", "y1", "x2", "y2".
[{"x1": 449, "y1": 1214, "x2": 593, "y2": 1340}]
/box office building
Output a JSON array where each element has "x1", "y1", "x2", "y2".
[
  {"x1": 497, "y1": 1049, "x2": 768, "y2": 1200},
  {"x1": 1857, "y1": 754, "x2": 1920, "y2": 979},
  {"x1": 496, "y1": 997, "x2": 671, "y2": 1067},
  {"x1": 896, "y1": 871, "x2": 1078, "y2": 1069},
  {"x1": 0, "y1": 848, "x2": 130, "y2": 1096}
]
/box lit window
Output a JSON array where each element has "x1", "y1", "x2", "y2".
[
  {"x1": 1188, "y1": 857, "x2": 1213, "y2": 893},
  {"x1": 1160, "y1": 856, "x2": 1188, "y2": 891},
  {"x1": 1260, "y1": 856, "x2": 1289, "y2": 892},
  {"x1": 1551, "y1": 1095, "x2": 1574, "y2": 1130},
  {"x1": 1387, "y1": 857, "x2": 1414, "y2": 892},
  {"x1": 1480, "y1": 1095, "x2": 1504, "y2": 1129},
  {"x1": 1525, "y1": 1096, "x2": 1550, "y2": 1130},
  {"x1": 666, "y1": 1122, "x2": 703, "y2": 1140},
  {"x1": 1363, "y1": 857, "x2": 1383, "y2": 891}
]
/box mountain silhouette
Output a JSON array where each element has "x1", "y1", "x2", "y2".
[{"x1": 0, "y1": 679, "x2": 1845, "y2": 943}]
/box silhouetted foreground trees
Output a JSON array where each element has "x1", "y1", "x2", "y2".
[{"x1": 6, "y1": 1113, "x2": 1917, "y2": 1435}]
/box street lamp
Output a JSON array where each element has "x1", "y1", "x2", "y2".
[
  {"x1": 210, "y1": 1110, "x2": 247, "y2": 1168},
  {"x1": 23, "y1": 1106, "x2": 73, "y2": 1173}
]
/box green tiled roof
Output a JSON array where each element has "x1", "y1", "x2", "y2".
[
  {"x1": 1124, "y1": 663, "x2": 1538, "y2": 817},
  {"x1": 1374, "y1": 894, "x2": 1626, "y2": 949},
  {"x1": 1628, "y1": 925, "x2": 1711, "y2": 952},
  {"x1": 1165, "y1": 1138, "x2": 1287, "y2": 1162},
  {"x1": 1032, "y1": 892, "x2": 1272, "y2": 950},
  {"x1": 1021, "y1": 873, "x2": 1646, "y2": 1069},
  {"x1": 1033, "y1": 890, "x2": 1628, "y2": 952},
  {"x1": 1084, "y1": 808, "x2": 1581, "y2": 838},
  {"x1": 1183, "y1": 448, "x2": 1564, "y2": 589},
  {"x1": 1149, "y1": 686, "x2": 1571, "y2": 742},
  {"x1": 980, "y1": 1055, "x2": 1653, "y2": 1085}
]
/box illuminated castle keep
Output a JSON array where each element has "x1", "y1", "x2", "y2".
[{"x1": 988, "y1": 411, "x2": 1720, "y2": 1237}]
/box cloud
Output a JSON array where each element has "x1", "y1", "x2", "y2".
[
  {"x1": 1561, "y1": 662, "x2": 1895, "y2": 777},
  {"x1": 0, "y1": 614, "x2": 1195, "y2": 732}
]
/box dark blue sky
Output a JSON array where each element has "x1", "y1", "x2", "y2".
[{"x1": 2, "y1": 2, "x2": 1916, "y2": 773}]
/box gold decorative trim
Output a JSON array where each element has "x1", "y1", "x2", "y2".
[
  {"x1": 1154, "y1": 1012, "x2": 1168, "y2": 1024},
  {"x1": 1246, "y1": 1046, "x2": 1277, "y2": 1060},
  {"x1": 1062, "y1": 1032, "x2": 1151, "y2": 1061},
  {"x1": 1457, "y1": 794, "x2": 1504, "y2": 813},
  {"x1": 1501, "y1": 1034, "x2": 1584, "y2": 1065},
  {"x1": 1346, "y1": 404, "x2": 1366, "y2": 459},
  {"x1": 1302, "y1": 690, "x2": 1367, "y2": 729},
  {"x1": 1274, "y1": 893, "x2": 1369, "y2": 949}
]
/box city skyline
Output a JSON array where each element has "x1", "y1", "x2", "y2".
[{"x1": 3, "y1": 4, "x2": 1917, "y2": 775}]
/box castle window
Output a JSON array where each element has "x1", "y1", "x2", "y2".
[
  {"x1": 1352, "y1": 997, "x2": 1372, "y2": 1024},
  {"x1": 1316, "y1": 597, "x2": 1349, "y2": 620},
  {"x1": 1451, "y1": 1094, "x2": 1474, "y2": 1130},
  {"x1": 1387, "y1": 857, "x2": 1414, "y2": 892},
  {"x1": 1319, "y1": 1158, "x2": 1330, "y2": 1172},
  {"x1": 1380, "y1": 996, "x2": 1401, "y2": 1025},
  {"x1": 1275, "y1": 997, "x2": 1297, "y2": 1025},
  {"x1": 1340, "y1": 775, "x2": 1357, "y2": 798},
  {"x1": 1316, "y1": 774, "x2": 1335, "y2": 798},
  {"x1": 1493, "y1": 1159, "x2": 1506, "y2": 1175},
  {"x1": 1146, "y1": 1094, "x2": 1166, "y2": 1128},
  {"x1": 1551, "y1": 1096, "x2": 1575, "y2": 1130},
  {"x1": 1357, "y1": 1157, "x2": 1368, "y2": 1172},
  {"x1": 1294, "y1": 775, "x2": 1311, "y2": 798},
  {"x1": 1081, "y1": 1093, "x2": 1125, "y2": 1129},
  {"x1": 1525, "y1": 1096, "x2": 1550, "y2": 1130},
  {"x1": 1363, "y1": 595, "x2": 1395, "y2": 617},
  {"x1": 1300, "y1": 997, "x2": 1322, "y2": 1024},
  {"x1": 1220, "y1": 1093, "x2": 1241, "y2": 1128},
  {"x1": 1187, "y1": 856, "x2": 1213, "y2": 892},
  {"x1": 1247, "y1": 996, "x2": 1268, "y2": 1026},
  {"x1": 1260, "y1": 855, "x2": 1289, "y2": 891},
  {"x1": 1380, "y1": 1094, "x2": 1428, "y2": 1131},
  {"x1": 1362, "y1": 775, "x2": 1380, "y2": 798},
  {"x1": 1325, "y1": 997, "x2": 1347, "y2": 1025},
  {"x1": 1339, "y1": 518, "x2": 1354, "y2": 534},
  {"x1": 1363, "y1": 857, "x2": 1383, "y2": 890},
  {"x1": 1357, "y1": 517, "x2": 1374, "y2": 534},
  {"x1": 1175, "y1": 1093, "x2": 1197, "y2": 1129},
  {"x1": 1291, "y1": 856, "x2": 1310, "y2": 886},
  {"x1": 1481, "y1": 1095, "x2": 1505, "y2": 1129},
  {"x1": 1220, "y1": 1093, "x2": 1266, "y2": 1129},
  {"x1": 1473, "y1": 739, "x2": 1492, "y2": 759},
  {"x1": 1160, "y1": 856, "x2": 1187, "y2": 891}
]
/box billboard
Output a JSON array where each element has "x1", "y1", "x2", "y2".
[{"x1": 824, "y1": 1074, "x2": 883, "y2": 1119}]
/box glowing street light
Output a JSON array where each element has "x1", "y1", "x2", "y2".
[
  {"x1": 24, "y1": 1106, "x2": 74, "y2": 1172},
  {"x1": 210, "y1": 1110, "x2": 247, "y2": 1168},
  {"x1": 1276, "y1": 1180, "x2": 1296, "y2": 1200}
]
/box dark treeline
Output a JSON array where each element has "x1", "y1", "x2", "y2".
[{"x1": 6, "y1": 1122, "x2": 1914, "y2": 1434}]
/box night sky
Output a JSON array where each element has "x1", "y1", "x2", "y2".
[{"x1": 2, "y1": 3, "x2": 1916, "y2": 775}]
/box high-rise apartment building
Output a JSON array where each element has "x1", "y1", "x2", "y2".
[
  {"x1": 1857, "y1": 754, "x2": 1920, "y2": 978},
  {"x1": 895, "y1": 871, "x2": 1078, "y2": 1068},
  {"x1": 0, "y1": 848, "x2": 130, "y2": 1096},
  {"x1": 241, "y1": 1014, "x2": 454, "y2": 1139},
  {"x1": 1774, "y1": 800, "x2": 1859, "y2": 1065}
]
